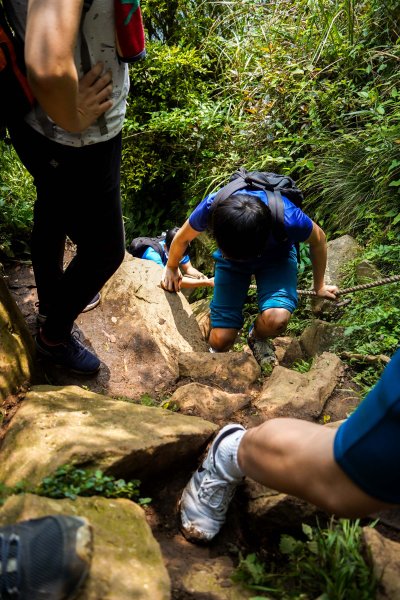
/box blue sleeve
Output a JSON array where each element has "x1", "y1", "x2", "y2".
[
  {"x1": 282, "y1": 196, "x2": 313, "y2": 242},
  {"x1": 333, "y1": 348, "x2": 400, "y2": 503},
  {"x1": 180, "y1": 254, "x2": 190, "y2": 265},
  {"x1": 142, "y1": 246, "x2": 164, "y2": 267},
  {"x1": 188, "y1": 193, "x2": 216, "y2": 232}
]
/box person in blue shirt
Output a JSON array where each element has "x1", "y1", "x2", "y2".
[
  {"x1": 179, "y1": 347, "x2": 400, "y2": 543},
  {"x1": 161, "y1": 189, "x2": 338, "y2": 366},
  {"x1": 141, "y1": 227, "x2": 214, "y2": 290}
]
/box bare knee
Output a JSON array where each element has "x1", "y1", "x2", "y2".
[
  {"x1": 257, "y1": 308, "x2": 291, "y2": 337},
  {"x1": 209, "y1": 327, "x2": 238, "y2": 352}
]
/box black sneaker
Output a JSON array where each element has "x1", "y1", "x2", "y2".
[
  {"x1": 0, "y1": 515, "x2": 92, "y2": 600},
  {"x1": 35, "y1": 331, "x2": 101, "y2": 375},
  {"x1": 37, "y1": 293, "x2": 101, "y2": 325},
  {"x1": 247, "y1": 325, "x2": 277, "y2": 374}
]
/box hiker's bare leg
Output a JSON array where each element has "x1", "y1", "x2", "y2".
[
  {"x1": 209, "y1": 327, "x2": 239, "y2": 352},
  {"x1": 238, "y1": 419, "x2": 393, "y2": 517},
  {"x1": 253, "y1": 307, "x2": 291, "y2": 338}
]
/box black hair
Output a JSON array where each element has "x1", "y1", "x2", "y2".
[
  {"x1": 165, "y1": 226, "x2": 180, "y2": 250},
  {"x1": 207, "y1": 193, "x2": 271, "y2": 260}
]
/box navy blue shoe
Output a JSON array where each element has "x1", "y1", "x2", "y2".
[
  {"x1": 0, "y1": 515, "x2": 92, "y2": 600},
  {"x1": 35, "y1": 331, "x2": 101, "y2": 375},
  {"x1": 36, "y1": 293, "x2": 101, "y2": 325}
]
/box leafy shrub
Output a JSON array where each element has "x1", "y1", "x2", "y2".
[
  {"x1": 233, "y1": 519, "x2": 377, "y2": 600},
  {"x1": 0, "y1": 465, "x2": 151, "y2": 506}
]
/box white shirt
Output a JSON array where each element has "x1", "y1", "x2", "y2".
[{"x1": 5, "y1": 0, "x2": 129, "y2": 147}]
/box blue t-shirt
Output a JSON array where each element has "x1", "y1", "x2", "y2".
[
  {"x1": 188, "y1": 190, "x2": 313, "y2": 258},
  {"x1": 334, "y1": 347, "x2": 400, "y2": 503},
  {"x1": 141, "y1": 239, "x2": 190, "y2": 267}
]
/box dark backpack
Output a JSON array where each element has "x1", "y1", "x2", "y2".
[
  {"x1": 213, "y1": 167, "x2": 305, "y2": 261},
  {"x1": 128, "y1": 235, "x2": 165, "y2": 261},
  {"x1": 0, "y1": 3, "x2": 34, "y2": 136}
]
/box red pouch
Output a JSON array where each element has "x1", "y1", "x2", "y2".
[{"x1": 114, "y1": 0, "x2": 146, "y2": 63}]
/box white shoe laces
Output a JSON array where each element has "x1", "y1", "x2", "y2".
[{"x1": 197, "y1": 474, "x2": 237, "y2": 514}]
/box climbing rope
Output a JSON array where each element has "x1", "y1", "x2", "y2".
[{"x1": 249, "y1": 274, "x2": 400, "y2": 298}]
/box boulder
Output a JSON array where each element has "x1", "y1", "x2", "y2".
[
  {"x1": 273, "y1": 336, "x2": 303, "y2": 367},
  {"x1": 0, "y1": 275, "x2": 36, "y2": 401},
  {"x1": 312, "y1": 235, "x2": 361, "y2": 317},
  {"x1": 170, "y1": 382, "x2": 250, "y2": 422},
  {"x1": 363, "y1": 527, "x2": 400, "y2": 600},
  {"x1": 254, "y1": 352, "x2": 343, "y2": 420},
  {"x1": 190, "y1": 298, "x2": 211, "y2": 341},
  {"x1": 0, "y1": 385, "x2": 218, "y2": 488},
  {"x1": 42, "y1": 253, "x2": 208, "y2": 400},
  {"x1": 0, "y1": 494, "x2": 170, "y2": 600},
  {"x1": 299, "y1": 320, "x2": 345, "y2": 357},
  {"x1": 178, "y1": 351, "x2": 260, "y2": 393}
]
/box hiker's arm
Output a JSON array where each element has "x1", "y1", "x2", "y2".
[
  {"x1": 25, "y1": 0, "x2": 112, "y2": 132},
  {"x1": 162, "y1": 221, "x2": 201, "y2": 292},
  {"x1": 181, "y1": 261, "x2": 208, "y2": 280},
  {"x1": 180, "y1": 276, "x2": 214, "y2": 289},
  {"x1": 306, "y1": 222, "x2": 339, "y2": 300}
]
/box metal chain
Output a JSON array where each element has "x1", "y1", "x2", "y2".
[{"x1": 249, "y1": 274, "x2": 400, "y2": 298}]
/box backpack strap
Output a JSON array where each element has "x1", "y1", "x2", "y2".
[
  {"x1": 213, "y1": 169, "x2": 248, "y2": 203},
  {"x1": 265, "y1": 189, "x2": 287, "y2": 242},
  {"x1": 80, "y1": 0, "x2": 108, "y2": 135}
]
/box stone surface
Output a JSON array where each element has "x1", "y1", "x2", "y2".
[
  {"x1": 363, "y1": 527, "x2": 400, "y2": 600},
  {"x1": 0, "y1": 385, "x2": 218, "y2": 487},
  {"x1": 356, "y1": 259, "x2": 381, "y2": 284},
  {"x1": 181, "y1": 556, "x2": 252, "y2": 599},
  {"x1": 254, "y1": 352, "x2": 343, "y2": 420},
  {"x1": 30, "y1": 253, "x2": 208, "y2": 400},
  {"x1": 273, "y1": 336, "x2": 304, "y2": 367},
  {"x1": 0, "y1": 493, "x2": 171, "y2": 600},
  {"x1": 299, "y1": 320, "x2": 345, "y2": 357},
  {"x1": 244, "y1": 480, "x2": 328, "y2": 544},
  {"x1": 178, "y1": 351, "x2": 260, "y2": 392},
  {"x1": 0, "y1": 275, "x2": 37, "y2": 401},
  {"x1": 312, "y1": 234, "x2": 361, "y2": 316},
  {"x1": 190, "y1": 298, "x2": 211, "y2": 341},
  {"x1": 170, "y1": 382, "x2": 250, "y2": 422}
]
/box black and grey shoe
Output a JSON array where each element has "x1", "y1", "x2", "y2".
[
  {"x1": 0, "y1": 515, "x2": 92, "y2": 600},
  {"x1": 247, "y1": 325, "x2": 277, "y2": 372}
]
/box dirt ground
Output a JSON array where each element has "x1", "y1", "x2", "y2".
[{"x1": 2, "y1": 253, "x2": 400, "y2": 598}]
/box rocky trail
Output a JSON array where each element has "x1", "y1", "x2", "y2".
[{"x1": 1, "y1": 237, "x2": 400, "y2": 599}]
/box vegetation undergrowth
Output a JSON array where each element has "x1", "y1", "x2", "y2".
[
  {"x1": 232, "y1": 519, "x2": 377, "y2": 600},
  {"x1": 0, "y1": 465, "x2": 151, "y2": 506}
]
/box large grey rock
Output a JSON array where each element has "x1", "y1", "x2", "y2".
[
  {"x1": 312, "y1": 235, "x2": 361, "y2": 316},
  {"x1": 170, "y1": 382, "x2": 250, "y2": 422},
  {"x1": 254, "y1": 352, "x2": 343, "y2": 420},
  {"x1": 190, "y1": 298, "x2": 211, "y2": 341},
  {"x1": 38, "y1": 253, "x2": 208, "y2": 400},
  {"x1": 299, "y1": 320, "x2": 345, "y2": 357},
  {"x1": 0, "y1": 276, "x2": 36, "y2": 401},
  {"x1": 244, "y1": 480, "x2": 327, "y2": 544},
  {"x1": 0, "y1": 385, "x2": 218, "y2": 487},
  {"x1": 273, "y1": 336, "x2": 303, "y2": 367},
  {"x1": 0, "y1": 494, "x2": 170, "y2": 600},
  {"x1": 178, "y1": 351, "x2": 260, "y2": 393},
  {"x1": 363, "y1": 527, "x2": 400, "y2": 599}
]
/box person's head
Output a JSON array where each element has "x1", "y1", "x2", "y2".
[
  {"x1": 207, "y1": 193, "x2": 271, "y2": 260},
  {"x1": 165, "y1": 226, "x2": 180, "y2": 250}
]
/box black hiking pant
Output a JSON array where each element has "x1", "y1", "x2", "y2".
[{"x1": 8, "y1": 119, "x2": 126, "y2": 342}]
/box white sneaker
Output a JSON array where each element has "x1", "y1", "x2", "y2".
[{"x1": 179, "y1": 424, "x2": 245, "y2": 543}]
